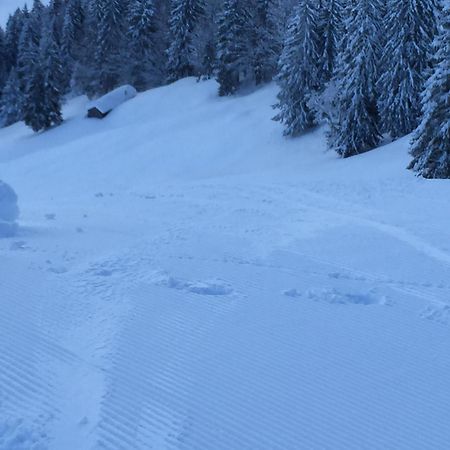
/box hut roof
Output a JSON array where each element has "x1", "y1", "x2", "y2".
[{"x1": 88, "y1": 85, "x2": 137, "y2": 115}]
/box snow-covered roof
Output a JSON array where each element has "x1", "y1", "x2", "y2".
[{"x1": 88, "y1": 85, "x2": 137, "y2": 115}]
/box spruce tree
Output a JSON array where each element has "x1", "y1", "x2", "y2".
[
  {"x1": 0, "y1": 69, "x2": 24, "y2": 127},
  {"x1": 273, "y1": 0, "x2": 321, "y2": 136},
  {"x1": 327, "y1": 0, "x2": 383, "y2": 157},
  {"x1": 252, "y1": 0, "x2": 281, "y2": 85},
  {"x1": 0, "y1": 27, "x2": 7, "y2": 90},
  {"x1": 319, "y1": 0, "x2": 344, "y2": 83},
  {"x1": 409, "y1": 4, "x2": 450, "y2": 178},
  {"x1": 16, "y1": 12, "x2": 40, "y2": 92},
  {"x1": 62, "y1": 0, "x2": 85, "y2": 61},
  {"x1": 200, "y1": 40, "x2": 216, "y2": 80},
  {"x1": 216, "y1": 0, "x2": 252, "y2": 96},
  {"x1": 378, "y1": 0, "x2": 440, "y2": 139},
  {"x1": 23, "y1": 26, "x2": 63, "y2": 132},
  {"x1": 48, "y1": 0, "x2": 65, "y2": 45},
  {"x1": 61, "y1": 0, "x2": 86, "y2": 91},
  {"x1": 4, "y1": 8, "x2": 26, "y2": 71},
  {"x1": 93, "y1": 0, "x2": 127, "y2": 95},
  {"x1": 23, "y1": 64, "x2": 47, "y2": 132},
  {"x1": 166, "y1": 0, "x2": 206, "y2": 82},
  {"x1": 128, "y1": 0, "x2": 162, "y2": 90}
]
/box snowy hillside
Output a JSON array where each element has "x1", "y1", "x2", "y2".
[{"x1": 1, "y1": 79, "x2": 450, "y2": 449}]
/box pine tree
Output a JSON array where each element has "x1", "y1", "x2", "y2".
[
  {"x1": 0, "y1": 69, "x2": 24, "y2": 126},
  {"x1": 48, "y1": 0, "x2": 65, "y2": 45},
  {"x1": 0, "y1": 27, "x2": 7, "y2": 90},
  {"x1": 127, "y1": 0, "x2": 162, "y2": 90},
  {"x1": 216, "y1": 0, "x2": 252, "y2": 96},
  {"x1": 92, "y1": 0, "x2": 128, "y2": 95},
  {"x1": 252, "y1": 0, "x2": 282, "y2": 85},
  {"x1": 327, "y1": 0, "x2": 383, "y2": 157},
  {"x1": 319, "y1": 0, "x2": 344, "y2": 83},
  {"x1": 273, "y1": 0, "x2": 321, "y2": 136},
  {"x1": 62, "y1": 0, "x2": 85, "y2": 60},
  {"x1": 200, "y1": 40, "x2": 216, "y2": 80},
  {"x1": 4, "y1": 8, "x2": 26, "y2": 71},
  {"x1": 23, "y1": 26, "x2": 63, "y2": 132},
  {"x1": 166, "y1": 0, "x2": 206, "y2": 82},
  {"x1": 16, "y1": 11, "x2": 40, "y2": 92},
  {"x1": 61, "y1": 0, "x2": 85, "y2": 91},
  {"x1": 409, "y1": 4, "x2": 450, "y2": 178},
  {"x1": 377, "y1": 0, "x2": 440, "y2": 139},
  {"x1": 31, "y1": 0, "x2": 46, "y2": 21}
]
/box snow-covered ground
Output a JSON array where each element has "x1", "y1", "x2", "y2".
[{"x1": 1, "y1": 79, "x2": 450, "y2": 449}]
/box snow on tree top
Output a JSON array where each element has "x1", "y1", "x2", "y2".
[{"x1": 87, "y1": 85, "x2": 137, "y2": 118}]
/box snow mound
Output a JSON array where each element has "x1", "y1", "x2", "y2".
[{"x1": 0, "y1": 180, "x2": 19, "y2": 237}]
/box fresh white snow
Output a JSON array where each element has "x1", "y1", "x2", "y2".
[{"x1": 1, "y1": 78, "x2": 450, "y2": 449}]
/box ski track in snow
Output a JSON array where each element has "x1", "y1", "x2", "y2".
[{"x1": 1, "y1": 79, "x2": 450, "y2": 449}]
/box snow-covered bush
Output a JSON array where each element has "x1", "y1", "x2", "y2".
[{"x1": 0, "y1": 181, "x2": 19, "y2": 237}]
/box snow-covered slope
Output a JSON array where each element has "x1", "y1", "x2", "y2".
[{"x1": 1, "y1": 79, "x2": 450, "y2": 450}]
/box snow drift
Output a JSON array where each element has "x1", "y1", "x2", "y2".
[{"x1": 0, "y1": 180, "x2": 19, "y2": 237}]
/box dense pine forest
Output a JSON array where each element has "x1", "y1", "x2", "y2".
[{"x1": 0, "y1": 0, "x2": 448, "y2": 178}]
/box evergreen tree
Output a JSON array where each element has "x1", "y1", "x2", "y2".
[
  {"x1": 127, "y1": 0, "x2": 162, "y2": 90},
  {"x1": 273, "y1": 0, "x2": 321, "y2": 136},
  {"x1": 319, "y1": 0, "x2": 344, "y2": 83},
  {"x1": 22, "y1": 64, "x2": 47, "y2": 132},
  {"x1": 409, "y1": 4, "x2": 450, "y2": 178},
  {"x1": 31, "y1": 0, "x2": 46, "y2": 20},
  {"x1": 16, "y1": 10, "x2": 40, "y2": 92},
  {"x1": 327, "y1": 0, "x2": 383, "y2": 157},
  {"x1": 48, "y1": 0, "x2": 65, "y2": 45},
  {"x1": 0, "y1": 69, "x2": 24, "y2": 126},
  {"x1": 200, "y1": 40, "x2": 216, "y2": 80},
  {"x1": 92, "y1": 0, "x2": 128, "y2": 95},
  {"x1": 166, "y1": 0, "x2": 206, "y2": 82},
  {"x1": 23, "y1": 25, "x2": 63, "y2": 132},
  {"x1": 4, "y1": 8, "x2": 26, "y2": 71},
  {"x1": 62, "y1": 0, "x2": 85, "y2": 61},
  {"x1": 252, "y1": 0, "x2": 281, "y2": 85},
  {"x1": 0, "y1": 27, "x2": 7, "y2": 90},
  {"x1": 61, "y1": 0, "x2": 86, "y2": 91},
  {"x1": 216, "y1": 0, "x2": 252, "y2": 96},
  {"x1": 377, "y1": 0, "x2": 440, "y2": 139}
]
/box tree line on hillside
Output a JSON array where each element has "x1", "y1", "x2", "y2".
[{"x1": 0, "y1": 0, "x2": 448, "y2": 178}]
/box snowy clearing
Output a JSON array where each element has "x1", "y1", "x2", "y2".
[{"x1": 1, "y1": 79, "x2": 450, "y2": 449}]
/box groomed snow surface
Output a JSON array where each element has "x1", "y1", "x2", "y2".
[{"x1": 1, "y1": 79, "x2": 450, "y2": 449}]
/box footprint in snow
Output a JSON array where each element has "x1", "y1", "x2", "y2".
[
  {"x1": 10, "y1": 241, "x2": 28, "y2": 251},
  {"x1": 94, "y1": 268, "x2": 114, "y2": 277},
  {"x1": 283, "y1": 287, "x2": 388, "y2": 306},
  {"x1": 164, "y1": 276, "x2": 233, "y2": 296},
  {"x1": 420, "y1": 303, "x2": 450, "y2": 325}
]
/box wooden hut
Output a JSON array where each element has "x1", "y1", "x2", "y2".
[{"x1": 87, "y1": 85, "x2": 137, "y2": 119}]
